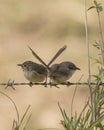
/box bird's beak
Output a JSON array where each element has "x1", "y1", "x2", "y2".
[
  {"x1": 76, "y1": 67, "x2": 80, "y2": 70},
  {"x1": 17, "y1": 64, "x2": 22, "y2": 67}
]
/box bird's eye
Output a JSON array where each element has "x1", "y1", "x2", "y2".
[
  {"x1": 23, "y1": 64, "x2": 27, "y2": 67},
  {"x1": 69, "y1": 66, "x2": 74, "y2": 70}
]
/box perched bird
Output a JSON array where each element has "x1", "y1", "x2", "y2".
[
  {"x1": 49, "y1": 61, "x2": 80, "y2": 83},
  {"x1": 18, "y1": 61, "x2": 47, "y2": 85},
  {"x1": 27, "y1": 45, "x2": 67, "y2": 85}
]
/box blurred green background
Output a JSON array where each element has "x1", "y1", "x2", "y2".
[{"x1": 0, "y1": 0, "x2": 104, "y2": 130}]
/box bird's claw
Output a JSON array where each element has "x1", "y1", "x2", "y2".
[
  {"x1": 29, "y1": 82, "x2": 33, "y2": 87},
  {"x1": 49, "y1": 82, "x2": 60, "y2": 88}
]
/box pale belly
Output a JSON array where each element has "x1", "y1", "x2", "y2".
[{"x1": 24, "y1": 71, "x2": 45, "y2": 82}]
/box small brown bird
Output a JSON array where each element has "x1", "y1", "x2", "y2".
[
  {"x1": 49, "y1": 61, "x2": 80, "y2": 83},
  {"x1": 18, "y1": 61, "x2": 47, "y2": 84}
]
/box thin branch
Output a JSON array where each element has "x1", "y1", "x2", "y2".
[
  {"x1": 0, "y1": 81, "x2": 104, "y2": 88},
  {"x1": 97, "y1": 12, "x2": 104, "y2": 47},
  {"x1": 19, "y1": 104, "x2": 31, "y2": 128},
  {"x1": 84, "y1": 0, "x2": 95, "y2": 124},
  {"x1": 84, "y1": 1, "x2": 91, "y2": 82},
  {"x1": 0, "y1": 91, "x2": 19, "y2": 124},
  {"x1": 97, "y1": 9, "x2": 104, "y2": 66},
  {"x1": 71, "y1": 75, "x2": 83, "y2": 117}
]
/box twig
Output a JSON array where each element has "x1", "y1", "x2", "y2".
[
  {"x1": 84, "y1": 0, "x2": 95, "y2": 124},
  {"x1": 0, "y1": 91, "x2": 19, "y2": 124},
  {"x1": 97, "y1": 5, "x2": 104, "y2": 66},
  {"x1": 71, "y1": 75, "x2": 83, "y2": 117}
]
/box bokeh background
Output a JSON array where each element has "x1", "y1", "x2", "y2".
[{"x1": 0, "y1": 0, "x2": 104, "y2": 130}]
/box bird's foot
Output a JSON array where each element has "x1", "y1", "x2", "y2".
[
  {"x1": 61, "y1": 81, "x2": 71, "y2": 87},
  {"x1": 29, "y1": 82, "x2": 33, "y2": 87},
  {"x1": 66, "y1": 81, "x2": 71, "y2": 86},
  {"x1": 42, "y1": 81, "x2": 47, "y2": 87},
  {"x1": 49, "y1": 82, "x2": 60, "y2": 88}
]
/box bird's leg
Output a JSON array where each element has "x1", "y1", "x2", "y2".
[
  {"x1": 42, "y1": 75, "x2": 48, "y2": 87},
  {"x1": 61, "y1": 81, "x2": 71, "y2": 86},
  {"x1": 66, "y1": 81, "x2": 71, "y2": 86},
  {"x1": 29, "y1": 82, "x2": 33, "y2": 87}
]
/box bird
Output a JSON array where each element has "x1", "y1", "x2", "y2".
[
  {"x1": 27, "y1": 45, "x2": 67, "y2": 86},
  {"x1": 17, "y1": 61, "x2": 47, "y2": 86},
  {"x1": 49, "y1": 61, "x2": 80, "y2": 83}
]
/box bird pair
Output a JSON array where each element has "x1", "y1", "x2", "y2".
[{"x1": 18, "y1": 46, "x2": 80, "y2": 85}]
